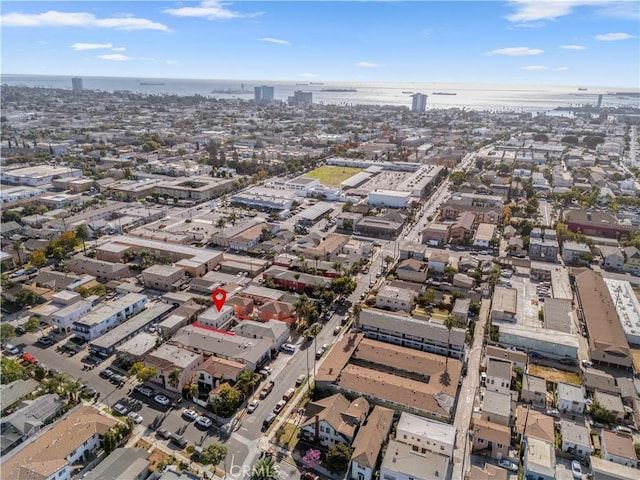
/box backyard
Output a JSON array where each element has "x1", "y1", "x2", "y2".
[
  {"x1": 303, "y1": 166, "x2": 362, "y2": 187},
  {"x1": 527, "y1": 364, "x2": 581, "y2": 385}
]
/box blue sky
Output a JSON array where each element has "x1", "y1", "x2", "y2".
[{"x1": 1, "y1": 1, "x2": 639, "y2": 86}]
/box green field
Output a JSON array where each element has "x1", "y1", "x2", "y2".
[{"x1": 304, "y1": 166, "x2": 362, "y2": 187}]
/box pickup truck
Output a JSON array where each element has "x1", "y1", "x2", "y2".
[{"x1": 259, "y1": 381, "x2": 275, "y2": 399}]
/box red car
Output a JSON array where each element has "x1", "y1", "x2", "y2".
[
  {"x1": 301, "y1": 473, "x2": 320, "y2": 480},
  {"x1": 22, "y1": 353, "x2": 38, "y2": 365}
]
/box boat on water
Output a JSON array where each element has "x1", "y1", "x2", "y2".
[
  {"x1": 321, "y1": 88, "x2": 357, "y2": 92},
  {"x1": 402, "y1": 91, "x2": 414, "y2": 94},
  {"x1": 140, "y1": 82, "x2": 165, "y2": 86},
  {"x1": 578, "y1": 88, "x2": 588, "y2": 91},
  {"x1": 310, "y1": 82, "x2": 324, "y2": 85},
  {"x1": 296, "y1": 83, "x2": 309, "y2": 86},
  {"x1": 432, "y1": 92, "x2": 457, "y2": 95}
]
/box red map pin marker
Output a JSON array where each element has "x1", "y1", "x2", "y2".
[{"x1": 212, "y1": 288, "x2": 227, "y2": 312}]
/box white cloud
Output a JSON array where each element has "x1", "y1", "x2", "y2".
[
  {"x1": 523, "y1": 65, "x2": 548, "y2": 70},
  {"x1": 111, "y1": 47, "x2": 126, "y2": 52},
  {"x1": 511, "y1": 21, "x2": 546, "y2": 28},
  {"x1": 556, "y1": 66, "x2": 570, "y2": 71},
  {"x1": 166, "y1": 60, "x2": 178, "y2": 65},
  {"x1": 164, "y1": 1, "x2": 259, "y2": 20},
  {"x1": 97, "y1": 54, "x2": 132, "y2": 61},
  {"x1": 486, "y1": 47, "x2": 544, "y2": 56},
  {"x1": 561, "y1": 44, "x2": 587, "y2": 50},
  {"x1": 299, "y1": 72, "x2": 318, "y2": 78},
  {"x1": 356, "y1": 61, "x2": 379, "y2": 68},
  {"x1": 0, "y1": 10, "x2": 170, "y2": 31},
  {"x1": 506, "y1": 1, "x2": 639, "y2": 23},
  {"x1": 260, "y1": 37, "x2": 290, "y2": 45},
  {"x1": 595, "y1": 32, "x2": 635, "y2": 41},
  {"x1": 70, "y1": 42, "x2": 113, "y2": 51}
]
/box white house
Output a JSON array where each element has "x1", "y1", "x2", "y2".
[
  {"x1": 556, "y1": 382, "x2": 586, "y2": 414},
  {"x1": 560, "y1": 420, "x2": 592, "y2": 458},
  {"x1": 375, "y1": 285, "x2": 415, "y2": 313},
  {"x1": 71, "y1": 293, "x2": 147, "y2": 340},
  {"x1": 380, "y1": 439, "x2": 451, "y2": 480},
  {"x1": 485, "y1": 358, "x2": 512, "y2": 395},
  {"x1": 51, "y1": 300, "x2": 92, "y2": 333},
  {"x1": 197, "y1": 305, "x2": 234, "y2": 329},
  {"x1": 146, "y1": 343, "x2": 204, "y2": 393},
  {"x1": 396, "y1": 411, "x2": 456, "y2": 459}
]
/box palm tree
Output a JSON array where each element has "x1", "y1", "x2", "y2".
[
  {"x1": 215, "y1": 217, "x2": 227, "y2": 232},
  {"x1": 12, "y1": 240, "x2": 23, "y2": 267},
  {"x1": 251, "y1": 456, "x2": 280, "y2": 480},
  {"x1": 189, "y1": 382, "x2": 199, "y2": 399},
  {"x1": 444, "y1": 315, "x2": 455, "y2": 368},
  {"x1": 313, "y1": 253, "x2": 321, "y2": 272},
  {"x1": 294, "y1": 294, "x2": 312, "y2": 327},
  {"x1": 236, "y1": 370, "x2": 256, "y2": 398},
  {"x1": 331, "y1": 262, "x2": 343, "y2": 276},
  {"x1": 75, "y1": 223, "x2": 89, "y2": 255},
  {"x1": 168, "y1": 368, "x2": 181, "y2": 389},
  {"x1": 353, "y1": 303, "x2": 362, "y2": 330}
]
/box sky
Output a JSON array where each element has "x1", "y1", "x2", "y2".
[{"x1": 1, "y1": 1, "x2": 639, "y2": 87}]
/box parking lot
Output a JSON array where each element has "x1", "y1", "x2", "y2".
[{"x1": 496, "y1": 272, "x2": 546, "y2": 329}]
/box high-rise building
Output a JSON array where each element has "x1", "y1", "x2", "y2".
[
  {"x1": 254, "y1": 85, "x2": 275, "y2": 103},
  {"x1": 596, "y1": 94, "x2": 603, "y2": 109},
  {"x1": 287, "y1": 90, "x2": 313, "y2": 107},
  {"x1": 71, "y1": 77, "x2": 83, "y2": 91},
  {"x1": 411, "y1": 93, "x2": 427, "y2": 113}
]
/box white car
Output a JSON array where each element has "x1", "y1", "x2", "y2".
[
  {"x1": 195, "y1": 416, "x2": 213, "y2": 428},
  {"x1": 280, "y1": 343, "x2": 296, "y2": 353},
  {"x1": 5, "y1": 344, "x2": 20, "y2": 355},
  {"x1": 571, "y1": 460, "x2": 582, "y2": 479},
  {"x1": 182, "y1": 409, "x2": 198, "y2": 421},
  {"x1": 154, "y1": 395, "x2": 170, "y2": 406},
  {"x1": 127, "y1": 412, "x2": 143, "y2": 424},
  {"x1": 247, "y1": 399, "x2": 259, "y2": 413},
  {"x1": 498, "y1": 459, "x2": 518, "y2": 472},
  {"x1": 113, "y1": 403, "x2": 128, "y2": 416}
]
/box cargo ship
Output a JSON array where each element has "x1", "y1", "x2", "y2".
[
  {"x1": 140, "y1": 82, "x2": 165, "y2": 86},
  {"x1": 321, "y1": 88, "x2": 357, "y2": 92},
  {"x1": 578, "y1": 88, "x2": 588, "y2": 91},
  {"x1": 310, "y1": 82, "x2": 324, "y2": 85},
  {"x1": 432, "y1": 92, "x2": 456, "y2": 95}
]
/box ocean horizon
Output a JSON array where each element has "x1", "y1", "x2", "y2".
[{"x1": 2, "y1": 73, "x2": 639, "y2": 113}]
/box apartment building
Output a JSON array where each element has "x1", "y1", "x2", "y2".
[
  {"x1": 71, "y1": 293, "x2": 148, "y2": 340},
  {"x1": 375, "y1": 285, "x2": 415, "y2": 313},
  {"x1": 142, "y1": 264, "x2": 185, "y2": 291},
  {"x1": 396, "y1": 412, "x2": 456, "y2": 459}
]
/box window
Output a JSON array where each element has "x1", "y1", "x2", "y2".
[{"x1": 497, "y1": 443, "x2": 503, "y2": 449}]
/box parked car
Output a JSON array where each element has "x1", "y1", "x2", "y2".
[
  {"x1": 156, "y1": 428, "x2": 171, "y2": 439},
  {"x1": 498, "y1": 459, "x2": 518, "y2": 472},
  {"x1": 170, "y1": 433, "x2": 188, "y2": 449},
  {"x1": 315, "y1": 344, "x2": 328, "y2": 359},
  {"x1": 154, "y1": 395, "x2": 170, "y2": 406},
  {"x1": 37, "y1": 337, "x2": 54, "y2": 347},
  {"x1": 5, "y1": 344, "x2": 20, "y2": 355},
  {"x1": 295, "y1": 374, "x2": 306, "y2": 387},
  {"x1": 280, "y1": 343, "x2": 296, "y2": 353},
  {"x1": 571, "y1": 460, "x2": 582, "y2": 479},
  {"x1": 195, "y1": 416, "x2": 213, "y2": 428},
  {"x1": 247, "y1": 399, "x2": 259, "y2": 413},
  {"x1": 273, "y1": 400, "x2": 286, "y2": 414},
  {"x1": 15, "y1": 326, "x2": 26, "y2": 335},
  {"x1": 134, "y1": 385, "x2": 154, "y2": 397},
  {"x1": 333, "y1": 326, "x2": 341, "y2": 336},
  {"x1": 113, "y1": 403, "x2": 128, "y2": 416},
  {"x1": 261, "y1": 413, "x2": 276, "y2": 431},
  {"x1": 283, "y1": 388, "x2": 295, "y2": 401},
  {"x1": 99, "y1": 369, "x2": 114, "y2": 379},
  {"x1": 182, "y1": 409, "x2": 198, "y2": 421},
  {"x1": 301, "y1": 473, "x2": 320, "y2": 480},
  {"x1": 128, "y1": 412, "x2": 144, "y2": 424}
]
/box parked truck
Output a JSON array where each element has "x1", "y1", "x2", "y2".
[{"x1": 259, "y1": 381, "x2": 275, "y2": 399}]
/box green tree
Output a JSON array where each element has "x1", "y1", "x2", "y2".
[
  {"x1": 1, "y1": 323, "x2": 16, "y2": 345},
  {"x1": 29, "y1": 250, "x2": 47, "y2": 270},
  {"x1": 75, "y1": 223, "x2": 89, "y2": 255},
  {"x1": 24, "y1": 317, "x2": 40, "y2": 332},
  {"x1": 198, "y1": 443, "x2": 227, "y2": 465},
  {"x1": 325, "y1": 443, "x2": 353, "y2": 473},
  {"x1": 384, "y1": 255, "x2": 395, "y2": 267},
  {"x1": 251, "y1": 456, "x2": 280, "y2": 480},
  {"x1": 1, "y1": 358, "x2": 28, "y2": 384},
  {"x1": 168, "y1": 368, "x2": 181, "y2": 389},
  {"x1": 236, "y1": 370, "x2": 258, "y2": 398},
  {"x1": 352, "y1": 303, "x2": 362, "y2": 329},
  {"x1": 210, "y1": 383, "x2": 243, "y2": 417},
  {"x1": 12, "y1": 240, "x2": 24, "y2": 266},
  {"x1": 331, "y1": 276, "x2": 357, "y2": 296},
  {"x1": 189, "y1": 383, "x2": 199, "y2": 398},
  {"x1": 2, "y1": 210, "x2": 21, "y2": 224},
  {"x1": 15, "y1": 289, "x2": 39, "y2": 307},
  {"x1": 128, "y1": 362, "x2": 158, "y2": 382}
]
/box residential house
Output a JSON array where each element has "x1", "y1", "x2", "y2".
[
  {"x1": 227, "y1": 296, "x2": 254, "y2": 318},
  {"x1": 261, "y1": 266, "x2": 331, "y2": 293},
  {"x1": 590, "y1": 456, "x2": 640, "y2": 480},
  {"x1": 523, "y1": 437, "x2": 556, "y2": 480},
  {"x1": 396, "y1": 411, "x2": 456, "y2": 459},
  {"x1": 142, "y1": 264, "x2": 185, "y2": 292},
  {"x1": 256, "y1": 300, "x2": 297, "y2": 324},
  {"x1": 1, "y1": 405, "x2": 119, "y2": 480},
  {"x1": 71, "y1": 293, "x2": 148, "y2": 340},
  {"x1": 485, "y1": 346, "x2": 527, "y2": 372},
  {"x1": 197, "y1": 305, "x2": 235, "y2": 329},
  {"x1": 490, "y1": 287, "x2": 517, "y2": 322},
  {"x1": 428, "y1": 251, "x2": 449, "y2": 274},
  {"x1": 439, "y1": 200, "x2": 502, "y2": 224},
  {"x1": 556, "y1": 382, "x2": 587, "y2": 414},
  {"x1": 0, "y1": 394, "x2": 63, "y2": 454},
  {"x1": 473, "y1": 223, "x2": 496, "y2": 248},
  {"x1": 471, "y1": 419, "x2": 510, "y2": 460},
  {"x1": 485, "y1": 358, "x2": 512, "y2": 395},
  {"x1": 623, "y1": 246, "x2": 640, "y2": 274},
  {"x1": 380, "y1": 438, "x2": 451, "y2": 480},
  {"x1": 422, "y1": 222, "x2": 450, "y2": 246},
  {"x1": 66, "y1": 257, "x2": 131, "y2": 282},
  {"x1": 399, "y1": 243, "x2": 428, "y2": 262},
  {"x1": 146, "y1": 343, "x2": 204, "y2": 392},
  {"x1": 481, "y1": 391, "x2": 512, "y2": 427},
  {"x1": 451, "y1": 298, "x2": 471, "y2": 326},
  {"x1": 449, "y1": 212, "x2": 476, "y2": 244},
  {"x1": 560, "y1": 420, "x2": 592, "y2": 458},
  {"x1": 562, "y1": 241, "x2": 592, "y2": 266},
  {"x1": 395, "y1": 259, "x2": 428, "y2": 283},
  {"x1": 599, "y1": 246, "x2": 625, "y2": 271},
  {"x1": 83, "y1": 448, "x2": 150, "y2": 480},
  {"x1": 232, "y1": 320, "x2": 290, "y2": 350},
  {"x1": 515, "y1": 407, "x2": 554, "y2": 445},
  {"x1": 467, "y1": 464, "x2": 508, "y2": 480},
  {"x1": 193, "y1": 356, "x2": 246, "y2": 393},
  {"x1": 528, "y1": 237, "x2": 559, "y2": 263},
  {"x1": 155, "y1": 300, "x2": 205, "y2": 337},
  {"x1": 51, "y1": 299, "x2": 93, "y2": 333},
  {"x1": 601, "y1": 430, "x2": 638, "y2": 468},
  {"x1": 452, "y1": 273, "x2": 475, "y2": 290},
  {"x1": 0, "y1": 379, "x2": 40, "y2": 412},
  {"x1": 350, "y1": 406, "x2": 394, "y2": 480},
  {"x1": 593, "y1": 390, "x2": 626, "y2": 422},
  {"x1": 300, "y1": 393, "x2": 370, "y2": 447},
  {"x1": 521, "y1": 374, "x2": 547, "y2": 408},
  {"x1": 375, "y1": 285, "x2": 415, "y2": 313}
]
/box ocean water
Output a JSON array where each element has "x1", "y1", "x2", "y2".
[{"x1": 2, "y1": 74, "x2": 639, "y2": 112}]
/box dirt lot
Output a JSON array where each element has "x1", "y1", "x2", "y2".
[
  {"x1": 630, "y1": 348, "x2": 640, "y2": 372},
  {"x1": 527, "y1": 364, "x2": 581, "y2": 386}
]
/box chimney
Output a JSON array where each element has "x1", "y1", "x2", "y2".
[{"x1": 314, "y1": 414, "x2": 320, "y2": 444}]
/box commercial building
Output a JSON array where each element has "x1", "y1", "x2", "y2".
[
  {"x1": 230, "y1": 187, "x2": 296, "y2": 212},
  {"x1": 574, "y1": 270, "x2": 632, "y2": 369},
  {"x1": 498, "y1": 324, "x2": 579, "y2": 359},
  {"x1": 0, "y1": 165, "x2": 82, "y2": 187},
  {"x1": 254, "y1": 85, "x2": 275, "y2": 103},
  {"x1": 71, "y1": 76, "x2": 83, "y2": 90},
  {"x1": 368, "y1": 189, "x2": 411, "y2": 208},
  {"x1": 411, "y1": 93, "x2": 428, "y2": 113},
  {"x1": 155, "y1": 176, "x2": 236, "y2": 202},
  {"x1": 604, "y1": 278, "x2": 640, "y2": 346},
  {"x1": 66, "y1": 256, "x2": 131, "y2": 282},
  {"x1": 71, "y1": 293, "x2": 148, "y2": 340},
  {"x1": 563, "y1": 209, "x2": 632, "y2": 239},
  {"x1": 0, "y1": 186, "x2": 45, "y2": 205},
  {"x1": 490, "y1": 286, "x2": 517, "y2": 322},
  {"x1": 287, "y1": 90, "x2": 313, "y2": 106}
]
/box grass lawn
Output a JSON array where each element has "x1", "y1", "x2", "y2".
[
  {"x1": 303, "y1": 166, "x2": 362, "y2": 187},
  {"x1": 527, "y1": 364, "x2": 581, "y2": 385},
  {"x1": 431, "y1": 308, "x2": 449, "y2": 320},
  {"x1": 276, "y1": 422, "x2": 301, "y2": 451}
]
